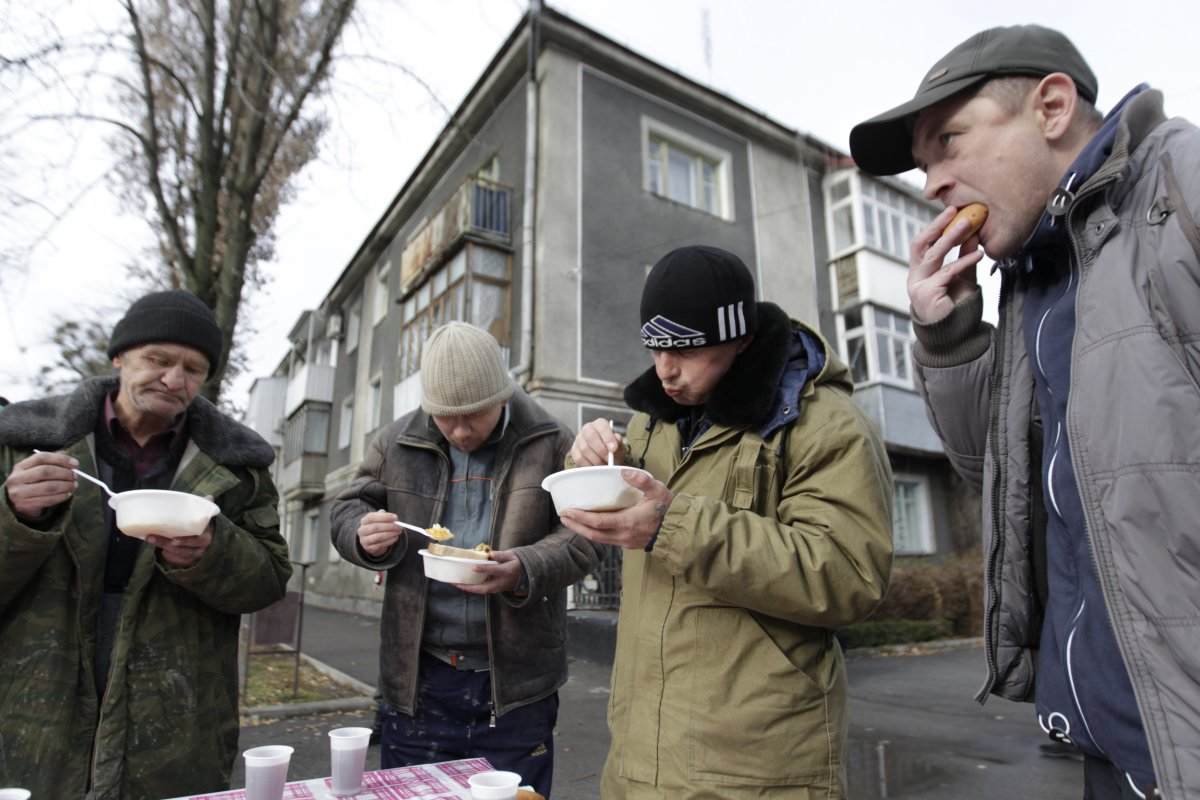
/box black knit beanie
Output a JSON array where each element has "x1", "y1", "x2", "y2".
[
  {"x1": 639, "y1": 245, "x2": 758, "y2": 349},
  {"x1": 106, "y1": 290, "x2": 224, "y2": 378}
]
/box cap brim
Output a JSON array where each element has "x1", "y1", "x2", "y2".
[{"x1": 849, "y1": 75, "x2": 986, "y2": 176}]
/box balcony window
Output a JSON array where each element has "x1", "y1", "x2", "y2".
[
  {"x1": 840, "y1": 303, "x2": 913, "y2": 387},
  {"x1": 397, "y1": 243, "x2": 511, "y2": 382},
  {"x1": 826, "y1": 173, "x2": 934, "y2": 261},
  {"x1": 643, "y1": 118, "x2": 731, "y2": 219},
  {"x1": 893, "y1": 475, "x2": 934, "y2": 554}
]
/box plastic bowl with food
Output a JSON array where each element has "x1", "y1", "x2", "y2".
[
  {"x1": 107, "y1": 489, "x2": 220, "y2": 540},
  {"x1": 419, "y1": 549, "x2": 490, "y2": 584},
  {"x1": 540, "y1": 465, "x2": 650, "y2": 513}
]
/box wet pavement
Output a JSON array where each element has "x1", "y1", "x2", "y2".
[{"x1": 233, "y1": 607, "x2": 1081, "y2": 799}]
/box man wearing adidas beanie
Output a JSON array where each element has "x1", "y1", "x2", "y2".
[
  {"x1": 561, "y1": 245, "x2": 894, "y2": 798},
  {"x1": 0, "y1": 289, "x2": 290, "y2": 799},
  {"x1": 331, "y1": 321, "x2": 602, "y2": 798}
]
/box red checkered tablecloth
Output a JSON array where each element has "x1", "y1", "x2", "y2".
[{"x1": 164, "y1": 757, "x2": 493, "y2": 799}]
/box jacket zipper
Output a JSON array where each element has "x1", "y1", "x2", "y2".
[
  {"x1": 480, "y1": 425, "x2": 554, "y2": 719},
  {"x1": 978, "y1": 269, "x2": 1011, "y2": 703}
]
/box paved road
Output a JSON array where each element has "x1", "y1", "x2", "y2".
[{"x1": 233, "y1": 607, "x2": 1081, "y2": 799}]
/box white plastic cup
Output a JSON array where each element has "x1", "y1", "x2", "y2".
[
  {"x1": 243, "y1": 744, "x2": 295, "y2": 800},
  {"x1": 328, "y1": 726, "x2": 373, "y2": 796},
  {"x1": 467, "y1": 770, "x2": 522, "y2": 800},
  {"x1": 0, "y1": 789, "x2": 32, "y2": 800}
]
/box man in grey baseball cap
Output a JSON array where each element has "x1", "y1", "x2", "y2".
[{"x1": 851, "y1": 24, "x2": 1200, "y2": 800}]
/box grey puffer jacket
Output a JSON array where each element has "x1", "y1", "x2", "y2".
[
  {"x1": 913, "y1": 89, "x2": 1200, "y2": 799},
  {"x1": 330, "y1": 389, "x2": 603, "y2": 717}
]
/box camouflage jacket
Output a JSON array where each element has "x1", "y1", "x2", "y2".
[{"x1": 0, "y1": 376, "x2": 291, "y2": 800}]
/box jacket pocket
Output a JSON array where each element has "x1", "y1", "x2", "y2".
[
  {"x1": 724, "y1": 437, "x2": 779, "y2": 517},
  {"x1": 687, "y1": 606, "x2": 842, "y2": 786}
]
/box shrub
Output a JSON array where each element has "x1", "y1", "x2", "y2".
[{"x1": 841, "y1": 547, "x2": 984, "y2": 648}]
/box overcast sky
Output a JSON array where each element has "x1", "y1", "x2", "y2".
[{"x1": 4, "y1": 0, "x2": 1200, "y2": 404}]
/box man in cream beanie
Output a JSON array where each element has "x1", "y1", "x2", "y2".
[
  {"x1": 331, "y1": 321, "x2": 602, "y2": 798},
  {"x1": 420, "y1": 321, "x2": 516, "y2": 417}
]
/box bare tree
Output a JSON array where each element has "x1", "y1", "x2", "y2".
[{"x1": 1, "y1": 0, "x2": 356, "y2": 402}]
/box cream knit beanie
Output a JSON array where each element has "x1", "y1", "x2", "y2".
[{"x1": 420, "y1": 322, "x2": 516, "y2": 416}]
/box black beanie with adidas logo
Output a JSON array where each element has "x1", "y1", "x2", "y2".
[{"x1": 639, "y1": 245, "x2": 758, "y2": 350}]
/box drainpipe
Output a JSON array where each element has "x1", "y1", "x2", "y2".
[{"x1": 511, "y1": 0, "x2": 539, "y2": 381}]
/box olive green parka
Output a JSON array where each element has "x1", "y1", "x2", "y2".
[
  {"x1": 600, "y1": 304, "x2": 893, "y2": 799},
  {"x1": 0, "y1": 376, "x2": 291, "y2": 800}
]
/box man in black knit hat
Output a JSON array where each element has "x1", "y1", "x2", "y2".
[
  {"x1": 0, "y1": 289, "x2": 291, "y2": 800},
  {"x1": 561, "y1": 245, "x2": 894, "y2": 798}
]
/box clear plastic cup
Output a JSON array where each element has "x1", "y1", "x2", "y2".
[
  {"x1": 243, "y1": 744, "x2": 295, "y2": 800},
  {"x1": 467, "y1": 770, "x2": 522, "y2": 800},
  {"x1": 328, "y1": 726, "x2": 373, "y2": 796},
  {"x1": 0, "y1": 789, "x2": 32, "y2": 800}
]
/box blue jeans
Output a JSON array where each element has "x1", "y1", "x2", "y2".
[{"x1": 381, "y1": 652, "x2": 558, "y2": 798}]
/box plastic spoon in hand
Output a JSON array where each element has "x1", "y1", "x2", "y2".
[
  {"x1": 608, "y1": 419, "x2": 615, "y2": 466},
  {"x1": 32, "y1": 449, "x2": 116, "y2": 497},
  {"x1": 394, "y1": 520, "x2": 442, "y2": 540}
]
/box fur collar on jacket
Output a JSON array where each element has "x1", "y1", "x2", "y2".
[
  {"x1": 0, "y1": 375, "x2": 274, "y2": 468},
  {"x1": 623, "y1": 301, "x2": 805, "y2": 430}
]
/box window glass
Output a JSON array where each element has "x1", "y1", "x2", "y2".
[
  {"x1": 832, "y1": 206, "x2": 854, "y2": 253},
  {"x1": 471, "y1": 281, "x2": 508, "y2": 341},
  {"x1": 893, "y1": 478, "x2": 933, "y2": 554},
  {"x1": 829, "y1": 177, "x2": 851, "y2": 203},
  {"x1": 667, "y1": 148, "x2": 693, "y2": 206},
  {"x1": 846, "y1": 333, "x2": 869, "y2": 384},
  {"x1": 338, "y1": 397, "x2": 353, "y2": 449}
]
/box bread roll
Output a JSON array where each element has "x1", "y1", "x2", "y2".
[{"x1": 942, "y1": 203, "x2": 988, "y2": 237}]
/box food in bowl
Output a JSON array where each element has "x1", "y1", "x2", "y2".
[
  {"x1": 107, "y1": 489, "x2": 220, "y2": 539},
  {"x1": 419, "y1": 549, "x2": 490, "y2": 584},
  {"x1": 540, "y1": 465, "x2": 650, "y2": 513},
  {"x1": 425, "y1": 523, "x2": 455, "y2": 541},
  {"x1": 427, "y1": 541, "x2": 492, "y2": 560}
]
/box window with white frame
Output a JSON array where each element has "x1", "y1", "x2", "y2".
[
  {"x1": 893, "y1": 475, "x2": 934, "y2": 554},
  {"x1": 367, "y1": 374, "x2": 383, "y2": 432},
  {"x1": 397, "y1": 243, "x2": 511, "y2": 382},
  {"x1": 840, "y1": 304, "x2": 913, "y2": 387},
  {"x1": 642, "y1": 118, "x2": 731, "y2": 219},
  {"x1": 302, "y1": 508, "x2": 320, "y2": 564},
  {"x1": 373, "y1": 258, "x2": 391, "y2": 326},
  {"x1": 338, "y1": 396, "x2": 353, "y2": 449},
  {"x1": 345, "y1": 299, "x2": 362, "y2": 354},
  {"x1": 826, "y1": 173, "x2": 934, "y2": 261}
]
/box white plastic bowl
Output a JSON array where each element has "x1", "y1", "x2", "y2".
[
  {"x1": 467, "y1": 770, "x2": 522, "y2": 799},
  {"x1": 419, "y1": 549, "x2": 489, "y2": 584},
  {"x1": 540, "y1": 465, "x2": 649, "y2": 513},
  {"x1": 107, "y1": 489, "x2": 220, "y2": 540}
]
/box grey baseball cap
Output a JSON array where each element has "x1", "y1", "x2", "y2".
[{"x1": 849, "y1": 25, "x2": 1098, "y2": 176}]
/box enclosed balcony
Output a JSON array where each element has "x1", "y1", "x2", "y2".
[{"x1": 400, "y1": 176, "x2": 512, "y2": 291}]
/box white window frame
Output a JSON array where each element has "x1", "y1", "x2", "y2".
[
  {"x1": 892, "y1": 474, "x2": 934, "y2": 555},
  {"x1": 373, "y1": 258, "x2": 391, "y2": 326},
  {"x1": 367, "y1": 373, "x2": 383, "y2": 432},
  {"x1": 641, "y1": 117, "x2": 733, "y2": 220},
  {"x1": 824, "y1": 173, "x2": 934, "y2": 261},
  {"x1": 345, "y1": 300, "x2": 362, "y2": 355},
  {"x1": 302, "y1": 508, "x2": 320, "y2": 564},
  {"x1": 338, "y1": 396, "x2": 354, "y2": 450},
  {"x1": 838, "y1": 302, "x2": 914, "y2": 389}
]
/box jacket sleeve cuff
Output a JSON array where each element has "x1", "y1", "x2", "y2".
[{"x1": 912, "y1": 287, "x2": 991, "y2": 368}]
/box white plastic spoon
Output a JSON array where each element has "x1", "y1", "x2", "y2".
[
  {"x1": 33, "y1": 449, "x2": 116, "y2": 496},
  {"x1": 394, "y1": 520, "x2": 444, "y2": 540}
]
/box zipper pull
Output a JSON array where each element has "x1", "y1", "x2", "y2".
[{"x1": 489, "y1": 700, "x2": 497, "y2": 729}]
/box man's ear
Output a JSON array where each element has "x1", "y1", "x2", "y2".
[{"x1": 1034, "y1": 73, "x2": 1079, "y2": 142}]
